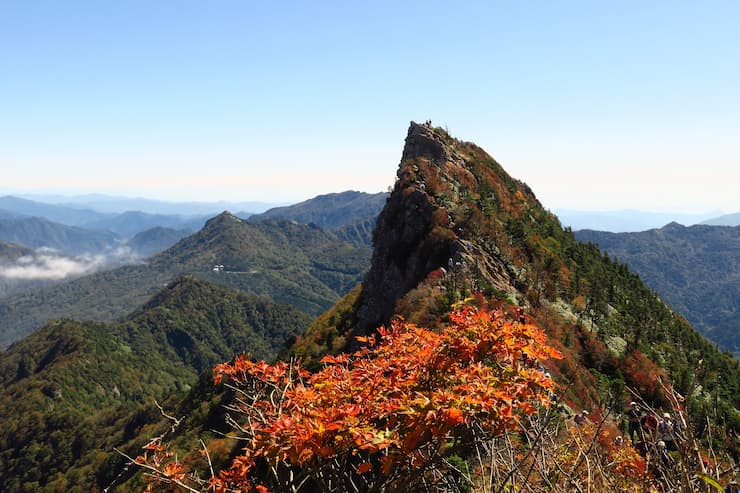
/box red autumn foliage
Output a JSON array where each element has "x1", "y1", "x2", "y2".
[
  {"x1": 142, "y1": 306, "x2": 562, "y2": 492},
  {"x1": 619, "y1": 349, "x2": 667, "y2": 404}
]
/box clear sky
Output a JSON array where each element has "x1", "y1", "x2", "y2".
[{"x1": 1, "y1": 1, "x2": 738, "y2": 212}]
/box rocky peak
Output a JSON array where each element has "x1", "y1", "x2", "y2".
[
  {"x1": 352, "y1": 122, "x2": 520, "y2": 339},
  {"x1": 203, "y1": 211, "x2": 242, "y2": 228},
  {"x1": 401, "y1": 121, "x2": 450, "y2": 162}
]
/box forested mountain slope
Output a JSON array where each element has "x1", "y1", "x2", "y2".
[
  {"x1": 0, "y1": 216, "x2": 119, "y2": 256},
  {"x1": 576, "y1": 223, "x2": 739, "y2": 356},
  {"x1": 0, "y1": 213, "x2": 370, "y2": 348},
  {"x1": 0, "y1": 276, "x2": 310, "y2": 492},
  {"x1": 115, "y1": 122, "x2": 738, "y2": 492},
  {"x1": 2, "y1": 123, "x2": 737, "y2": 492}
]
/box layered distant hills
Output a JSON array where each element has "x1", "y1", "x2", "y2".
[
  {"x1": 701, "y1": 211, "x2": 740, "y2": 226},
  {"x1": 79, "y1": 210, "x2": 207, "y2": 237},
  {"x1": 0, "y1": 216, "x2": 119, "y2": 257},
  {"x1": 0, "y1": 212, "x2": 371, "y2": 349},
  {"x1": 0, "y1": 196, "x2": 208, "y2": 263},
  {"x1": 555, "y1": 209, "x2": 726, "y2": 232},
  {"x1": 0, "y1": 196, "x2": 376, "y2": 491},
  {"x1": 13, "y1": 193, "x2": 280, "y2": 216},
  {"x1": 0, "y1": 194, "x2": 212, "y2": 245},
  {"x1": 0, "y1": 194, "x2": 278, "y2": 221},
  {"x1": 249, "y1": 190, "x2": 387, "y2": 229},
  {"x1": 126, "y1": 226, "x2": 193, "y2": 258},
  {"x1": 0, "y1": 196, "x2": 107, "y2": 226},
  {"x1": 248, "y1": 191, "x2": 386, "y2": 248},
  {"x1": 575, "y1": 223, "x2": 740, "y2": 356}
]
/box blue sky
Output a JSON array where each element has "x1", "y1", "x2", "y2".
[{"x1": 1, "y1": 1, "x2": 738, "y2": 212}]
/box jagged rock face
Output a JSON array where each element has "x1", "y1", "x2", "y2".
[
  {"x1": 353, "y1": 122, "x2": 518, "y2": 337},
  {"x1": 354, "y1": 189, "x2": 446, "y2": 338},
  {"x1": 400, "y1": 123, "x2": 450, "y2": 163},
  {"x1": 354, "y1": 124, "x2": 454, "y2": 337}
]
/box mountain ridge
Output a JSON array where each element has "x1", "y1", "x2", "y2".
[
  {"x1": 701, "y1": 211, "x2": 740, "y2": 226},
  {"x1": 575, "y1": 222, "x2": 740, "y2": 355},
  {"x1": 557, "y1": 208, "x2": 722, "y2": 232},
  {"x1": 0, "y1": 275, "x2": 311, "y2": 491},
  {"x1": 296, "y1": 122, "x2": 738, "y2": 441},
  {"x1": 248, "y1": 190, "x2": 387, "y2": 230},
  {"x1": 0, "y1": 123, "x2": 737, "y2": 491},
  {"x1": 0, "y1": 211, "x2": 371, "y2": 349},
  {"x1": 0, "y1": 216, "x2": 120, "y2": 256}
]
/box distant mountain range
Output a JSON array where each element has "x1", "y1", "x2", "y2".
[
  {"x1": 126, "y1": 226, "x2": 193, "y2": 258},
  {"x1": 0, "y1": 216, "x2": 120, "y2": 256},
  {"x1": 0, "y1": 191, "x2": 386, "y2": 252},
  {"x1": 701, "y1": 211, "x2": 740, "y2": 227},
  {"x1": 0, "y1": 191, "x2": 380, "y2": 488},
  {"x1": 0, "y1": 212, "x2": 371, "y2": 349},
  {"x1": 555, "y1": 208, "x2": 728, "y2": 232},
  {"x1": 249, "y1": 190, "x2": 387, "y2": 230},
  {"x1": 79, "y1": 210, "x2": 208, "y2": 237},
  {"x1": 11, "y1": 193, "x2": 284, "y2": 215},
  {"x1": 0, "y1": 190, "x2": 384, "y2": 346},
  {"x1": 0, "y1": 191, "x2": 381, "y2": 489},
  {"x1": 575, "y1": 223, "x2": 740, "y2": 356},
  {"x1": 0, "y1": 193, "x2": 255, "y2": 238},
  {"x1": 0, "y1": 196, "x2": 108, "y2": 226}
]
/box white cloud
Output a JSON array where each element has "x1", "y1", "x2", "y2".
[{"x1": 0, "y1": 253, "x2": 107, "y2": 281}]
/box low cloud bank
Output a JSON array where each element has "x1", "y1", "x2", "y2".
[
  {"x1": 0, "y1": 254, "x2": 104, "y2": 280},
  {"x1": 0, "y1": 247, "x2": 142, "y2": 281}
]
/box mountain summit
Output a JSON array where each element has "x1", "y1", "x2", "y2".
[
  {"x1": 299, "y1": 121, "x2": 738, "y2": 442},
  {"x1": 355, "y1": 121, "x2": 534, "y2": 338}
]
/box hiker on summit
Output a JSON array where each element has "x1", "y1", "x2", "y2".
[
  {"x1": 655, "y1": 440, "x2": 672, "y2": 466},
  {"x1": 641, "y1": 412, "x2": 658, "y2": 439},
  {"x1": 658, "y1": 412, "x2": 676, "y2": 450},
  {"x1": 515, "y1": 306, "x2": 526, "y2": 324},
  {"x1": 627, "y1": 401, "x2": 642, "y2": 442}
]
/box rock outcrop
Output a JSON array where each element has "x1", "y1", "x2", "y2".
[{"x1": 353, "y1": 122, "x2": 520, "y2": 338}]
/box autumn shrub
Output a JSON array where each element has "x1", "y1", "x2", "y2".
[
  {"x1": 138, "y1": 307, "x2": 561, "y2": 493},
  {"x1": 620, "y1": 349, "x2": 667, "y2": 405}
]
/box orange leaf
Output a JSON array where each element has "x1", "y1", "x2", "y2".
[{"x1": 446, "y1": 407, "x2": 464, "y2": 425}]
